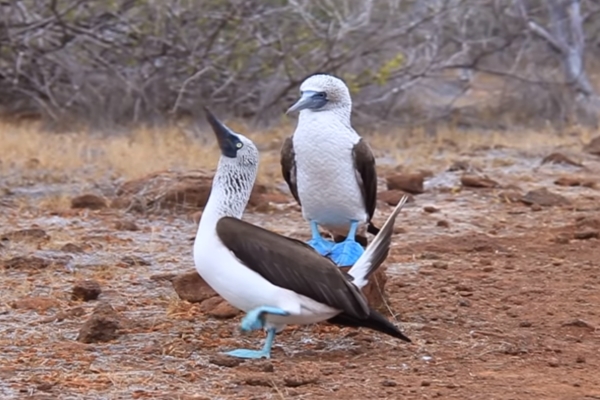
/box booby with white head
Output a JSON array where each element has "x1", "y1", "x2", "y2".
[
  {"x1": 282, "y1": 73, "x2": 379, "y2": 267},
  {"x1": 194, "y1": 108, "x2": 411, "y2": 359}
]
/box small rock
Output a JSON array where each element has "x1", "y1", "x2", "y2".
[
  {"x1": 61, "y1": 243, "x2": 84, "y2": 253},
  {"x1": 378, "y1": 190, "x2": 414, "y2": 206},
  {"x1": 421, "y1": 380, "x2": 431, "y2": 387},
  {"x1": 149, "y1": 272, "x2": 178, "y2": 282},
  {"x1": 575, "y1": 355, "x2": 586, "y2": 363},
  {"x1": 431, "y1": 261, "x2": 448, "y2": 269},
  {"x1": 420, "y1": 252, "x2": 440, "y2": 260},
  {"x1": 172, "y1": 271, "x2": 217, "y2": 303},
  {"x1": 460, "y1": 174, "x2": 498, "y2": 188},
  {"x1": 114, "y1": 220, "x2": 139, "y2": 231},
  {"x1": 283, "y1": 372, "x2": 319, "y2": 387},
  {"x1": 382, "y1": 380, "x2": 397, "y2": 387},
  {"x1": 423, "y1": 206, "x2": 439, "y2": 213},
  {"x1": 574, "y1": 230, "x2": 599, "y2": 240},
  {"x1": 458, "y1": 299, "x2": 471, "y2": 307},
  {"x1": 561, "y1": 319, "x2": 595, "y2": 330},
  {"x1": 520, "y1": 188, "x2": 570, "y2": 207},
  {"x1": 71, "y1": 194, "x2": 107, "y2": 210},
  {"x1": 554, "y1": 176, "x2": 596, "y2": 188},
  {"x1": 243, "y1": 376, "x2": 272, "y2": 387},
  {"x1": 207, "y1": 300, "x2": 240, "y2": 319},
  {"x1": 436, "y1": 220, "x2": 450, "y2": 228},
  {"x1": 448, "y1": 160, "x2": 476, "y2": 172},
  {"x1": 3, "y1": 256, "x2": 52, "y2": 270},
  {"x1": 519, "y1": 321, "x2": 532, "y2": 328},
  {"x1": 209, "y1": 355, "x2": 242, "y2": 368},
  {"x1": 119, "y1": 255, "x2": 150, "y2": 267},
  {"x1": 541, "y1": 152, "x2": 583, "y2": 167},
  {"x1": 77, "y1": 302, "x2": 121, "y2": 343},
  {"x1": 386, "y1": 173, "x2": 425, "y2": 194},
  {"x1": 583, "y1": 136, "x2": 600, "y2": 156},
  {"x1": 575, "y1": 216, "x2": 600, "y2": 230},
  {"x1": 498, "y1": 190, "x2": 522, "y2": 203},
  {"x1": 199, "y1": 296, "x2": 222, "y2": 313},
  {"x1": 36, "y1": 382, "x2": 55, "y2": 392},
  {"x1": 393, "y1": 225, "x2": 407, "y2": 234},
  {"x1": 251, "y1": 361, "x2": 275, "y2": 373},
  {"x1": 530, "y1": 204, "x2": 543, "y2": 212},
  {"x1": 11, "y1": 296, "x2": 60, "y2": 312},
  {"x1": 455, "y1": 284, "x2": 473, "y2": 292},
  {"x1": 553, "y1": 233, "x2": 571, "y2": 244},
  {"x1": 72, "y1": 280, "x2": 102, "y2": 301},
  {"x1": 1, "y1": 228, "x2": 49, "y2": 243},
  {"x1": 548, "y1": 359, "x2": 560, "y2": 368}
]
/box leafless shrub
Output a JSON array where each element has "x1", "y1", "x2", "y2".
[{"x1": 0, "y1": 0, "x2": 598, "y2": 130}]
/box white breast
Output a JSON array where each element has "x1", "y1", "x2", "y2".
[
  {"x1": 293, "y1": 115, "x2": 368, "y2": 231},
  {"x1": 193, "y1": 228, "x2": 340, "y2": 330}
]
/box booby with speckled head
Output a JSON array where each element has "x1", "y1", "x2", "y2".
[
  {"x1": 194, "y1": 107, "x2": 411, "y2": 360},
  {"x1": 281, "y1": 73, "x2": 379, "y2": 267}
]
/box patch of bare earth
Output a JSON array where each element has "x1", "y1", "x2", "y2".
[{"x1": 1, "y1": 137, "x2": 600, "y2": 399}]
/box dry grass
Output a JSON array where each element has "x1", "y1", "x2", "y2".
[{"x1": 0, "y1": 118, "x2": 593, "y2": 187}]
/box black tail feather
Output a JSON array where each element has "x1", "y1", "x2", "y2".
[
  {"x1": 367, "y1": 222, "x2": 380, "y2": 236},
  {"x1": 326, "y1": 309, "x2": 411, "y2": 342}
]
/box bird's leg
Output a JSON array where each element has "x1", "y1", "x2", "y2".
[
  {"x1": 224, "y1": 328, "x2": 277, "y2": 359},
  {"x1": 306, "y1": 220, "x2": 335, "y2": 256},
  {"x1": 328, "y1": 220, "x2": 365, "y2": 267},
  {"x1": 223, "y1": 306, "x2": 289, "y2": 359}
]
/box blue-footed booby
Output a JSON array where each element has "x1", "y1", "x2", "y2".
[
  {"x1": 194, "y1": 107, "x2": 411, "y2": 360},
  {"x1": 282, "y1": 73, "x2": 379, "y2": 267}
]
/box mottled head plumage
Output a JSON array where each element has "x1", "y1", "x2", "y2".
[{"x1": 287, "y1": 73, "x2": 352, "y2": 114}]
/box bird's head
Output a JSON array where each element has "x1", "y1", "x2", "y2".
[
  {"x1": 286, "y1": 73, "x2": 352, "y2": 114},
  {"x1": 204, "y1": 107, "x2": 259, "y2": 167}
]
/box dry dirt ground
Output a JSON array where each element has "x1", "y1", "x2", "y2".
[{"x1": 1, "y1": 127, "x2": 600, "y2": 400}]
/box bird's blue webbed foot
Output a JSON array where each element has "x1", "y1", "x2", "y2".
[
  {"x1": 224, "y1": 348, "x2": 271, "y2": 359},
  {"x1": 329, "y1": 220, "x2": 365, "y2": 267},
  {"x1": 224, "y1": 328, "x2": 277, "y2": 359},
  {"x1": 223, "y1": 306, "x2": 289, "y2": 359},
  {"x1": 306, "y1": 220, "x2": 335, "y2": 256}
]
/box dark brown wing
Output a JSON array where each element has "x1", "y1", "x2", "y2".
[
  {"x1": 216, "y1": 217, "x2": 370, "y2": 319},
  {"x1": 280, "y1": 137, "x2": 301, "y2": 205},
  {"x1": 352, "y1": 139, "x2": 378, "y2": 223}
]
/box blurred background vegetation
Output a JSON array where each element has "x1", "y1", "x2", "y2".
[{"x1": 1, "y1": 0, "x2": 599, "y2": 132}]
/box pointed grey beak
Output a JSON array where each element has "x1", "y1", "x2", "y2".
[
  {"x1": 204, "y1": 107, "x2": 240, "y2": 158},
  {"x1": 286, "y1": 90, "x2": 328, "y2": 114}
]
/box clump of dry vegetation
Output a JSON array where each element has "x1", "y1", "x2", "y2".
[{"x1": 0, "y1": 118, "x2": 593, "y2": 190}]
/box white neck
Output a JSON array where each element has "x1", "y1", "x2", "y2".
[
  {"x1": 196, "y1": 157, "x2": 257, "y2": 236},
  {"x1": 298, "y1": 105, "x2": 352, "y2": 129}
]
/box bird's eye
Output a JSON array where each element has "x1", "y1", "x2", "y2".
[
  {"x1": 314, "y1": 92, "x2": 326, "y2": 98},
  {"x1": 236, "y1": 142, "x2": 243, "y2": 149}
]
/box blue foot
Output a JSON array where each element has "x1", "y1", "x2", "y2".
[
  {"x1": 224, "y1": 328, "x2": 277, "y2": 359},
  {"x1": 329, "y1": 240, "x2": 365, "y2": 266},
  {"x1": 306, "y1": 237, "x2": 335, "y2": 256},
  {"x1": 224, "y1": 348, "x2": 271, "y2": 359},
  {"x1": 240, "y1": 306, "x2": 289, "y2": 332},
  {"x1": 328, "y1": 220, "x2": 365, "y2": 267},
  {"x1": 306, "y1": 220, "x2": 335, "y2": 256}
]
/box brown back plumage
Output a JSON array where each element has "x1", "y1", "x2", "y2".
[{"x1": 215, "y1": 217, "x2": 370, "y2": 319}]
